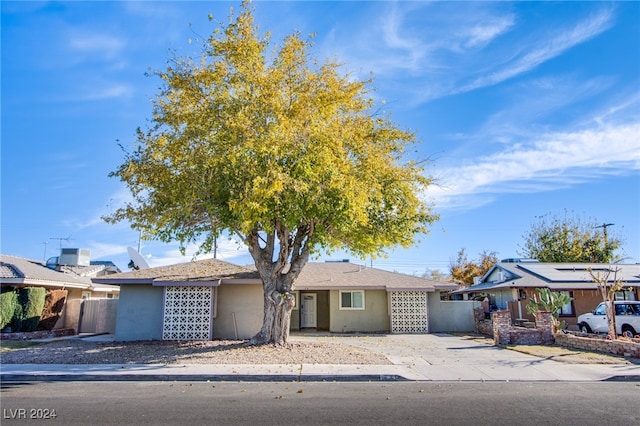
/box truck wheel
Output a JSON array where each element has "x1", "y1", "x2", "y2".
[
  {"x1": 579, "y1": 323, "x2": 592, "y2": 334},
  {"x1": 621, "y1": 325, "x2": 636, "y2": 338}
]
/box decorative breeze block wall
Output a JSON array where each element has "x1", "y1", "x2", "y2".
[
  {"x1": 391, "y1": 291, "x2": 428, "y2": 333},
  {"x1": 162, "y1": 286, "x2": 213, "y2": 340}
]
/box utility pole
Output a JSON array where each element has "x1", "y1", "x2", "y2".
[{"x1": 594, "y1": 223, "x2": 614, "y2": 255}]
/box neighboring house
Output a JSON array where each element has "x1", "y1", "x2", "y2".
[
  {"x1": 0, "y1": 252, "x2": 121, "y2": 331},
  {"x1": 93, "y1": 258, "x2": 470, "y2": 342},
  {"x1": 452, "y1": 260, "x2": 640, "y2": 330}
]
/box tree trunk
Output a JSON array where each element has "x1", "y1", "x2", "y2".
[
  {"x1": 245, "y1": 224, "x2": 312, "y2": 345},
  {"x1": 249, "y1": 288, "x2": 295, "y2": 345},
  {"x1": 605, "y1": 299, "x2": 617, "y2": 339}
]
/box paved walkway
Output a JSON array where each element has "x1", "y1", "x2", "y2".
[{"x1": 1, "y1": 333, "x2": 639, "y2": 382}]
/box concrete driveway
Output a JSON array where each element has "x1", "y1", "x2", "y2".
[{"x1": 290, "y1": 332, "x2": 640, "y2": 381}]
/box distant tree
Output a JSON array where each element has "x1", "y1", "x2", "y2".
[
  {"x1": 449, "y1": 249, "x2": 498, "y2": 286},
  {"x1": 105, "y1": 1, "x2": 438, "y2": 345},
  {"x1": 422, "y1": 268, "x2": 448, "y2": 281},
  {"x1": 519, "y1": 211, "x2": 622, "y2": 263}
]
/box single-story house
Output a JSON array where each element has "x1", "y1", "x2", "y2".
[
  {"x1": 452, "y1": 260, "x2": 640, "y2": 330},
  {"x1": 93, "y1": 258, "x2": 468, "y2": 341},
  {"x1": 1, "y1": 253, "x2": 121, "y2": 331}
]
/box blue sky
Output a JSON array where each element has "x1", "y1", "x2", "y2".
[{"x1": 2, "y1": 1, "x2": 639, "y2": 275}]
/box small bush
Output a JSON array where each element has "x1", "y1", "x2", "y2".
[
  {"x1": 0, "y1": 289, "x2": 18, "y2": 330},
  {"x1": 16, "y1": 287, "x2": 46, "y2": 332}
]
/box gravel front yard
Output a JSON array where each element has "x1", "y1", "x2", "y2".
[{"x1": 0, "y1": 338, "x2": 392, "y2": 365}]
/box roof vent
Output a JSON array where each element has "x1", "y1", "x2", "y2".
[{"x1": 58, "y1": 248, "x2": 90, "y2": 267}]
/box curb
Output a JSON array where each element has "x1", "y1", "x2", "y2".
[{"x1": 0, "y1": 373, "x2": 409, "y2": 383}]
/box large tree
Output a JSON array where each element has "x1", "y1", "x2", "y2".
[
  {"x1": 449, "y1": 249, "x2": 498, "y2": 286},
  {"x1": 106, "y1": 1, "x2": 437, "y2": 345},
  {"x1": 519, "y1": 211, "x2": 622, "y2": 263}
]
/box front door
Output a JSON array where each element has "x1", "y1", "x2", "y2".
[{"x1": 300, "y1": 293, "x2": 317, "y2": 328}]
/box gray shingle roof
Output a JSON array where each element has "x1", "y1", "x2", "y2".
[
  {"x1": 92, "y1": 258, "x2": 260, "y2": 285},
  {"x1": 295, "y1": 262, "x2": 438, "y2": 291},
  {"x1": 0, "y1": 254, "x2": 94, "y2": 288},
  {"x1": 454, "y1": 262, "x2": 640, "y2": 294},
  {"x1": 94, "y1": 258, "x2": 444, "y2": 292}
]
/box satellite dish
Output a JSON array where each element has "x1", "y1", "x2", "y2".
[{"x1": 127, "y1": 247, "x2": 150, "y2": 270}]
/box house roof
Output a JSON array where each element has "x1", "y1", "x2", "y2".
[
  {"x1": 453, "y1": 261, "x2": 640, "y2": 294},
  {"x1": 1, "y1": 254, "x2": 96, "y2": 289},
  {"x1": 92, "y1": 257, "x2": 260, "y2": 286},
  {"x1": 93, "y1": 258, "x2": 447, "y2": 292},
  {"x1": 295, "y1": 262, "x2": 441, "y2": 292}
]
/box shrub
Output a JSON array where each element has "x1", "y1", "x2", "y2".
[
  {"x1": 0, "y1": 288, "x2": 18, "y2": 330},
  {"x1": 16, "y1": 287, "x2": 46, "y2": 332}
]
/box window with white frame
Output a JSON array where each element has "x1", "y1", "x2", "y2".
[{"x1": 340, "y1": 290, "x2": 364, "y2": 310}]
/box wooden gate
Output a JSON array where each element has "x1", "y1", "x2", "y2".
[{"x1": 78, "y1": 299, "x2": 118, "y2": 334}]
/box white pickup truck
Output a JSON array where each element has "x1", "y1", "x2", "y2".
[{"x1": 577, "y1": 301, "x2": 640, "y2": 338}]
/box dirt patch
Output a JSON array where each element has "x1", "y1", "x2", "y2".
[
  {"x1": 0, "y1": 338, "x2": 392, "y2": 365},
  {"x1": 453, "y1": 332, "x2": 637, "y2": 365},
  {"x1": 505, "y1": 344, "x2": 637, "y2": 364}
]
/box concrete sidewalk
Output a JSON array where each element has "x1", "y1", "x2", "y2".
[{"x1": 1, "y1": 333, "x2": 639, "y2": 382}]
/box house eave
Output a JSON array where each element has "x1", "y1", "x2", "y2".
[
  {"x1": 152, "y1": 279, "x2": 222, "y2": 287},
  {"x1": 1, "y1": 278, "x2": 91, "y2": 289}
]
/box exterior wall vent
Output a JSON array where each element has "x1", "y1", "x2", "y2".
[{"x1": 58, "y1": 248, "x2": 91, "y2": 266}]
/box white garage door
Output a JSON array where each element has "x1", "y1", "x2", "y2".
[
  {"x1": 390, "y1": 291, "x2": 428, "y2": 333},
  {"x1": 162, "y1": 286, "x2": 213, "y2": 340}
]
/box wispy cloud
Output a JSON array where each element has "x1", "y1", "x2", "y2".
[
  {"x1": 462, "y1": 16, "x2": 515, "y2": 49},
  {"x1": 425, "y1": 119, "x2": 640, "y2": 211},
  {"x1": 78, "y1": 83, "x2": 133, "y2": 101},
  {"x1": 337, "y1": 4, "x2": 615, "y2": 104},
  {"x1": 68, "y1": 32, "x2": 125, "y2": 60},
  {"x1": 456, "y1": 8, "x2": 614, "y2": 94}
]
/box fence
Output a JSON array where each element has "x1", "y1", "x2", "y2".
[{"x1": 78, "y1": 299, "x2": 118, "y2": 334}]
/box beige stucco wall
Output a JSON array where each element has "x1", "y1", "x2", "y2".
[
  {"x1": 214, "y1": 283, "x2": 263, "y2": 339},
  {"x1": 329, "y1": 289, "x2": 389, "y2": 333}
]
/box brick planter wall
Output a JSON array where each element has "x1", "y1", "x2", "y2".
[
  {"x1": 474, "y1": 307, "x2": 493, "y2": 336},
  {"x1": 489, "y1": 310, "x2": 555, "y2": 345},
  {"x1": 555, "y1": 333, "x2": 640, "y2": 358},
  {"x1": 508, "y1": 328, "x2": 545, "y2": 345}
]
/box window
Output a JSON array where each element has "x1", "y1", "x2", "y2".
[
  {"x1": 614, "y1": 290, "x2": 636, "y2": 301},
  {"x1": 557, "y1": 291, "x2": 574, "y2": 316},
  {"x1": 340, "y1": 290, "x2": 364, "y2": 310}
]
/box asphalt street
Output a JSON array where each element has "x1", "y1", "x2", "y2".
[{"x1": 2, "y1": 381, "x2": 639, "y2": 425}]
